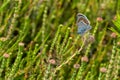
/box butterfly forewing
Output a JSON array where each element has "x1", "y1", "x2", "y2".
[{"x1": 77, "y1": 13, "x2": 90, "y2": 25}]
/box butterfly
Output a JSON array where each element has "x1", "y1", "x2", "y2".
[{"x1": 76, "y1": 13, "x2": 92, "y2": 35}]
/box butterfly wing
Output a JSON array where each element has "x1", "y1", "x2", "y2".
[
  {"x1": 76, "y1": 13, "x2": 92, "y2": 35},
  {"x1": 77, "y1": 21, "x2": 91, "y2": 35},
  {"x1": 77, "y1": 13, "x2": 90, "y2": 25}
]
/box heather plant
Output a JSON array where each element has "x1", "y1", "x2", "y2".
[{"x1": 0, "y1": 0, "x2": 120, "y2": 80}]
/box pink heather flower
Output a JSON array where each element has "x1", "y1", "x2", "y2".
[
  {"x1": 38, "y1": 52, "x2": 41, "y2": 55},
  {"x1": 3, "y1": 53, "x2": 10, "y2": 58},
  {"x1": 18, "y1": 42, "x2": 25, "y2": 46},
  {"x1": 100, "y1": 67, "x2": 107, "y2": 73},
  {"x1": 24, "y1": 47, "x2": 27, "y2": 51},
  {"x1": 113, "y1": 15, "x2": 117, "y2": 20},
  {"x1": 49, "y1": 59, "x2": 56, "y2": 65},
  {"x1": 117, "y1": 42, "x2": 120, "y2": 46},
  {"x1": 24, "y1": 73, "x2": 28, "y2": 79},
  {"x1": 110, "y1": 32, "x2": 117, "y2": 38},
  {"x1": 87, "y1": 35, "x2": 95, "y2": 43},
  {"x1": 73, "y1": 64, "x2": 80, "y2": 69},
  {"x1": 97, "y1": 17, "x2": 103, "y2": 22},
  {"x1": 0, "y1": 37, "x2": 7, "y2": 41},
  {"x1": 81, "y1": 56, "x2": 89, "y2": 62}
]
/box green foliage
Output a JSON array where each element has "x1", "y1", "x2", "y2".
[
  {"x1": 110, "y1": 14, "x2": 120, "y2": 37},
  {"x1": 0, "y1": 0, "x2": 120, "y2": 80}
]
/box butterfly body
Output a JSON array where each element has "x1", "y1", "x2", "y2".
[{"x1": 76, "y1": 13, "x2": 92, "y2": 35}]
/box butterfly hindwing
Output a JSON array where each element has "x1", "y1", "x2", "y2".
[{"x1": 77, "y1": 21, "x2": 91, "y2": 35}]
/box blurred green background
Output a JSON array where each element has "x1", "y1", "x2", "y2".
[{"x1": 0, "y1": 0, "x2": 120, "y2": 80}]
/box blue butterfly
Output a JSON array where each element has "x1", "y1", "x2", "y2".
[{"x1": 76, "y1": 13, "x2": 92, "y2": 35}]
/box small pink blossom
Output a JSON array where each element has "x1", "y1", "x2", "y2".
[
  {"x1": 113, "y1": 15, "x2": 117, "y2": 20},
  {"x1": 110, "y1": 32, "x2": 117, "y2": 38},
  {"x1": 0, "y1": 37, "x2": 7, "y2": 41},
  {"x1": 100, "y1": 67, "x2": 107, "y2": 73},
  {"x1": 97, "y1": 17, "x2": 103, "y2": 22},
  {"x1": 81, "y1": 56, "x2": 89, "y2": 62},
  {"x1": 73, "y1": 64, "x2": 80, "y2": 69},
  {"x1": 87, "y1": 35, "x2": 95, "y2": 43},
  {"x1": 3, "y1": 53, "x2": 10, "y2": 58},
  {"x1": 49, "y1": 59, "x2": 56, "y2": 65},
  {"x1": 18, "y1": 42, "x2": 25, "y2": 46},
  {"x1": 117, "y1": 42, "x2": 120, "y2": 46}
]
